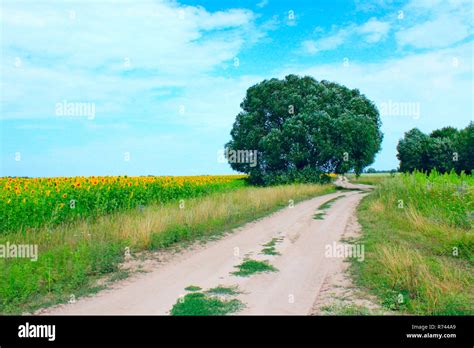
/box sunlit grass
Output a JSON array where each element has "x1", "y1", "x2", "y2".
[{"x1": 354, "y1": 171, "x2": 474, "y2": 315}]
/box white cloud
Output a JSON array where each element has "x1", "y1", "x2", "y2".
[
  {"x1": 396, "y1": 15, "x2": 471, "y2": 48},
  {"x1": 256, "y1": 0, "x2": 269, "y2": 9},
  {"x1": 303, "y1": 0, "x2": 473, "y2": 54},
  {"x1": 302, "y1": 18, "x2": 390, "y2": 54},
  {"x1": 357, "y1": 18, "x2": 390, "y2": 43},
  {"x1": 1, "y1": 1, "x2": 260, "y2": 73},
  {"x1": 302, "y1": 28, "x2": 349, "y2": 54},
  {"x1": 0, "y1": 0, "x2": 270, "y2": 126},
  {"x1": 395, "y1": 0, "x2": 473, "y2": 48}
]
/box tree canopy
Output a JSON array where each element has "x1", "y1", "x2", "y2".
[
  {"x1": 225, "y1": 75, "x2": 383, "y2": 184},
  {"x1": 397, "y1": 122, "x2": 473, "y2": 174}
]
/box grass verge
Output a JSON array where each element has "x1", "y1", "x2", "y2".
[
  {"x1": 352, "y1": 171, "x2": 473, "y2": 315},
  {"x1": 320, "y1": 303, "x2": 382, "y2": 315}
]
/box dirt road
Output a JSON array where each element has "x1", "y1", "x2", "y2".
[{"x1": 40, "y1": 179, "x2": 371, "y2": 315}]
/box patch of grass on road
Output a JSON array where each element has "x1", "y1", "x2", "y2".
[
  {"x1": 232, "y1": 259, "x2": 277, "y2": 277},
  {"x1": 353, "y1": 171, "x2": 474, "y2": 315},
  {"x1": 206, "y1": 285, "x2": 240, "y2": 296},
  {"x1": 261, "y1": 247, "x2": 280, "y2": 255},
  {"x1": 184, "y1": 285, "x2": 202, "y2": 292},
  {"x1": 336, "y1": 187, "x2": 362, "y2": 192},
  {"x1": 170, "y1": 292, "x2": 243, "y2": 316},
  {"x1": 313, "y1": 195, "x2": 345, "y2": 220},
  {"x1": 260, "y1": 237, "x2": 282, "y2": 255},
  {"x1": 313, "y1": 212, "x2": 325, "y2": 220},
  {"x1": 318, "y1": 195, "x2": 345, "y2": 210}
]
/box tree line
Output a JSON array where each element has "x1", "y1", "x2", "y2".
[{"x1": 397, "y1": 122, "x2": 473, "y2": 174}]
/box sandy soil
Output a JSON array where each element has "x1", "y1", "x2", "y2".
[
  {"x1": 310, "y1": 206, "x2": 388, "y2": 315},
  {"x1": 39, "y1": 178, "x2": 372, "y2": 315}
]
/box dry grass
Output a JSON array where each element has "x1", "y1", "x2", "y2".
[
  {"x1": 30, "y1": 183, "x2": 334, "y2": 249},
  {"x1": 374, "y1": 244, "x2": 470, "y2": 314}
]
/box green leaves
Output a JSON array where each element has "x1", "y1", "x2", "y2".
[
  {"x1": 226, "y1": 75, "x2": 383, "y2": 184},
  {"x1": 397, "y1": 122, "x2": 473, "y2": 174}
]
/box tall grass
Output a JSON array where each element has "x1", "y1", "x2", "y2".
[
  {"x1": 0, "y1": 183, "x2": 334, "y2": 314},
  {"x1": 374, "y1": 171, "x2": 473, "y2": 229},
  {"x1": 354, "y1": 171, "x2": 474, "y2": 315}
]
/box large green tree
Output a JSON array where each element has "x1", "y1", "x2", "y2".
[{"x1": 225, "y1": 75, "x2": 383, "y2": 184}]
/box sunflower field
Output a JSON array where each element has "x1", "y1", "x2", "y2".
[{"x1": 0, "y1": 175, "x2": 246, "y2": 234}]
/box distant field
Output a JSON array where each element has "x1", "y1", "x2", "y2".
[{"x1": 354, "y1": 171, "x2": 474, "y2": 315}]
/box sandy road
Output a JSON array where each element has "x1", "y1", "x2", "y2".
[{"x1": 41, "y1": 179, "x2": 371, "y2": 315}]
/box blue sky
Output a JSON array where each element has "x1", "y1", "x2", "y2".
[{"x1": 1, "y1": 0, "x2": 473, "y2": 177}]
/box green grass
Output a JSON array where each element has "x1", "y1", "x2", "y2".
[
  {"x1": 206, "y1": 285, "x2": 240, "y2": 295},
  {"x1": 335, "y1": 187, "x2": 362, "y2": 192},
  {"x1": 318, "y1": 195, "x2": 345, "y2": 210},
  {"x1": 261, "y1": 247, "x2": 280, "y2": 255},
  {"x1": 184, "y1": 285, "x2": 202, "y2": 292},
  {"x1": 170, "y1": 292, "x2": 244, "y2": 316},
  {"x1": 313, "y1": 195, "x2": 345, "y2": 220},
  {"x1": 353, "y1": 171, "x2": 474, "y2": 315},
  {"x1": 313, "y1": 212, "x2": 325, "y2": 220},
  {"x1": 260, "y1": 237, "x2": 282, "y2": 255},
  {"x1": 108, "y1": 269, "x2": 130, "y2": 282},
  {"x1": 232, "y1": 259, "x2": 278, "y2": 277},
  {"x1": 321, "y1": 303, "x2": 382, "y2": 315},
  {"x1": 0, "y1": 183, "x2": 334, "y2": 314}
]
